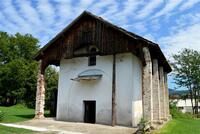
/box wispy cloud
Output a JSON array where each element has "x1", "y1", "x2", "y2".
[
  {"x1": 36, "y1": 0, "x2": 56, "y2": 26},
  {"x1": 0, "y1": 0, "x2": 199, "y2": 53},
  {"x1": 152, "y1": 0, "x2": 183, "y2": 19},
  {"x1": 159, "y1": 23, "x2": 200, "y2": 57},
  {"x1": 179, "y1": 0, "x2": 200, "y2": 11},
  {"x1": 15, "y1": 0, "x2": 41, "y2": 27},
  {"x1": 136, "y1": 0, "x2": 163, "y2": 19}
]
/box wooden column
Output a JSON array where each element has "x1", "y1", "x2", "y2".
[
  {"x1": 159, "y1": 67, "x2": 166, "y2": 120},
  {"x1": 152, "y1": 59, "x2": 161, "y2": 122},
  {"x1": 35, "y1": 60, "x2": 46, "y2": 119},
  {"x1": 142, "y1": 47, "x2": 153, "y2": 122},
  {"x1": 112, "y1": 54, "x2": 116, "y2": 126},
  {"x1": 164, "y1": 72, "x2": 170, "y2": 119}
]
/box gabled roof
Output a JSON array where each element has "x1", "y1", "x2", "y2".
[{"x1": 34, "y1": 11, "x2": 172, "y2": 73}]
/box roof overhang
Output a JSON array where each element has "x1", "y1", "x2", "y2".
[{"x1": 71, "y1": 69, "x2": 103, "y2": 82}]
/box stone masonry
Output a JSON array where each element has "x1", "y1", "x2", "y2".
[
  {"x1": 142, "y1": 47, "x2": 153, "y2": 122},
  {"x1": 164, "y1": 72, "x2": 170, "y2": 119},
  {"x1": 159, "y1": 67, "x2": 166, "y2": 120},
  {"x1": 35, "y1": 61, "x2": 45, "y2": 119},
  {"x1": 152, "y1": 59, "x2": 161, "y2": 121}
]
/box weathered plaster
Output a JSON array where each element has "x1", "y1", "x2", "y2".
[
  {"x1": 159, "y1": 67, "x2": 166, "y2": 120},
  {"x1": 164, "y1": 72, "x2": 170, "y2": 119},
  {"x1": 56, "y1": 53, "x2": 143, "y2": 126},
  {"x1": 152, "y1": 59, "x2": 161, "y2": 121},
  {"x1": 142, "y1": 47, "x2": 153, "y2": 122}
]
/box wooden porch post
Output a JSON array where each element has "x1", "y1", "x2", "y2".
[
  {"x1": 112, "y1": 54, "x2": 116, "y2": 126},
  {"x1": 35, "y1": 60, "x2": 46, "y2": 119}
]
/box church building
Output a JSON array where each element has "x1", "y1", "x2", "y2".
[{"x1": 34, "y1": 11, "x2": 172, "y2": 127}]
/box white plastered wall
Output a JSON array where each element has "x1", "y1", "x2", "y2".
[
  {"x1": 56, "y1": 53, "x2": 143, "y2": 126},
  {"x1": 116, "y1": 53, "x2": 143, "y2": 126},
  {"x1": 57, "y1": 55, "x2": 113, "y2": 125}
]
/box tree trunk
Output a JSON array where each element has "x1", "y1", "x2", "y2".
[
  {"x1": 189, "y1": 88, "x2": 194, "y2": 114},
  {"x1": 194, "y1": 90, "x2": 198, "y2": 114}
]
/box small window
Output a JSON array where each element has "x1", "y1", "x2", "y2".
[{"x1": 88, "y1": 48, "x2": 96, "y2": 66}]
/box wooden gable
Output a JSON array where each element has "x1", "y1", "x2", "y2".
[{"x1": 34, "y1": 11, "x2": 172, "y2": 73}]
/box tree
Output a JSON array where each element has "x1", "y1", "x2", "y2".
[
  {"x1": 172, "y1": 48, "x2": 200, "y2": 114},
  {"x1": 0, "y1": 32, "x2": 58, "y2": 109},
  {"x1": 0, "y1": 32, "x2": 39, "y2": 106},
  {"x1": 45, "y1": 67, "x2": 59, "y2": 109}
]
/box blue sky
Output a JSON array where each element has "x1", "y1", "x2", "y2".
[{"x1": 1, "y1": 0, "x2": 200, "y2": 90}]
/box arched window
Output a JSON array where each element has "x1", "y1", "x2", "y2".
[{"x1": 88, "y1": 47, "x2": 96, "y2": 66}]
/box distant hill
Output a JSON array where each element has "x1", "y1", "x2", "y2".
[
  {"x1": 169, "y1": 88, "x2": 189, "y2": 95},
  {"x1": 169, "y1": 88, "x2": 189, "y2": 99}
]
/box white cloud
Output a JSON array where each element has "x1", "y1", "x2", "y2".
[
  {"x1": 159, "y1": 23, "x2": 200, "y2": 58},
  {"x1": 15, "y1": 0, "x2": 41, "y2": 27},
  {"x1": 111, "y1": 0, "x2": 144, "y2": 23},
  {"x1": 99, "y1": 0, "x2": 119, "y2": 19},
  {"x1": 144, "y1": 34, "x2": 156, "y2": 43},
  {"x1": 179, "y1": 0, "x2": 200, "y2": 11},
  {"x1": 0, "y1": 0, "x2": 33, "y2": 34},
  {"x1": 136, "y1": 0, "x2": 163, "y2": 19},
  {"x1": 36, "y1": 0, "x2": 56, "y2": 26},
  {"x1": 152, "y1": 0, "x2": 183, "y2": 18},
  {"x1": 1, "y1": 0, "x2": 27, "y2": 27},
  {"x1": 90, "y1": 0, "x2": 114, "y2": 14},
  {"x1": 0, "y1": 0, "x2": 200, "y2": 53}
]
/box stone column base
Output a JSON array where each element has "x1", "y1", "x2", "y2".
[
  {"x1": 34, "y1": 112, "x2": 45, "y2": 119},
  {"x1": 152, "y1": 120, "x2": 164, "y2": 125},
  {"x1": 161, "y1": 117, "x2": 168, "y2": 121}
]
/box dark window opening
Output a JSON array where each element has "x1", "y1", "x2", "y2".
[
  {"x1": 88, "y1": 48, "x2": 96, "y2": 66},
  {"x1": 84, "y1": 101, "x2": 96, "y2": 123}
]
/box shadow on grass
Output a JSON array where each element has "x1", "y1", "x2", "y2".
[
  {"x1": 14, "y1": 114, "x2": 35, "y2": 119},
  {"x1": 14, "y1": 113, "x2": 53, "y2": 119}
]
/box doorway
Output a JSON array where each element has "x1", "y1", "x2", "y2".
[{"x1": 84, "y1": 101, "x2": 96, "y2": 123}]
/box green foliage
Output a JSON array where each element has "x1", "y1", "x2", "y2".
[
  {"x1": 172, "y1": 48, "x2": 200, "y2": 89},
  {"x1": 0, "y1": 32, "x2": 39, "y2": 106},
  {"x1": 0, "y1": 32, "x2": 58, "y2": 109},
  {"x1": 169, "y1": 100, "x2": 194, "y2": 119},
  {"x1": 172, "y1": 48, "x2": 200, "y2": 114},
  {"x1": 139, "y1": 117, "x2": 148, "y2": 124},
  {"x1": 170, "y1": 105, "x2": 194, "y2": 119},
  {"x1": 45, "y1": 66, "x2": 59, "y2": 110}
]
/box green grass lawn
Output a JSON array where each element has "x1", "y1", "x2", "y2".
[
  {"x1": 155, "y1": 118, "x2": 200, "y2": 134},
  {"x1": 154, "y1": 109, "x2": 200, "y2": 134},
  {"x1": 0, "y1": 104, "x2": 50, "y2": 134},
  {"x1": 0, "y1": 104, "x2": 50, "y2": 123},
  {"x1": 0, "y1": 124, "x2": 34, "y2": 134}
]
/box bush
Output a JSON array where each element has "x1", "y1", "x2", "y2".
[
  {"x1": 0, "y1": 110, "x2": 5, "y2": 121},
  {"x1": 170, "y1": 102, "x2": 194, "y2": 119}
]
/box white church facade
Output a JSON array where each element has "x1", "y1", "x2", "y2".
[{"x1": 34, "y1": 11, "x2": 172, "y2": 127}]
